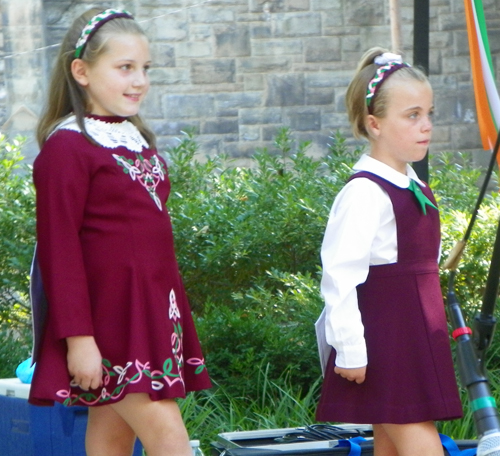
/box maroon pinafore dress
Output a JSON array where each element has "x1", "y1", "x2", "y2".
[{"x1": 316, "y1": 172, "x2": 462, "y2": 424}]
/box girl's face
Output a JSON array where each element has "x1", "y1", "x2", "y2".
[
  {"x1": 73, "y1": 33, "x2": 151, "y2": 117},
  {"x1": 367, "y1": 78, "x2": 434, "y2": 174}
]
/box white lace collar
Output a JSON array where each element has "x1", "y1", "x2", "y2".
[{"x1": 54, "y1": 115, "x2": 149, "y2": 153}]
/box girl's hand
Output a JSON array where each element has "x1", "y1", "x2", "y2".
[
  {"x1": 334, "y1": 366, "x2": 367, "y2": 384},
  {"x1": 66, "y1": 335, "x2": 103, "y2": 390}
]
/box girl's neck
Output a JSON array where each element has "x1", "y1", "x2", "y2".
[{"x1": 368, "y1": 150, "x2": 408, "y2": 175}]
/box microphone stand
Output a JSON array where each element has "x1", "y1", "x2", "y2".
[{"x1": 444, "y1": 130, "x2": 500, "y2": 453}]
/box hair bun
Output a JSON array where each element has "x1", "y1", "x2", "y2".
[{"x1": 374, "y1": 52, "x2": 403, "y2": 65}]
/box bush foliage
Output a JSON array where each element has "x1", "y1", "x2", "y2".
[{"x1": 1, "y1": 129, "x2": 500, "y2": 441}]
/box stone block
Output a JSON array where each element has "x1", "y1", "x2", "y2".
[
  {"x1": 150, "y1": 43, "x2": 175, "y2": 67},
  {"x1": 345, "y1": 2, "x2": 384, "y2": 26},
  {"x1": 251, "y1": 24, "x2": 272, "y2": 39},
  {"x1": 489, "y1": 29, "x2": 500, "y2": 53},
  {"x1": 304, "y1": 37, "x2": 341, "y2": 62},
  {"x1": 306, "y1": 87, "x2": 334, "y2": 105},
  {"x1": 321, "y1": 111, "x2": 350, "y2": 131},
  {"x1": 189, "y1": 7, "x2": 235, "y2": 23},
  {"x1": 249, "y1": 0, "x2": 269, "y2": 13},
  {"x1": 430, "y1": 125, "x2": 451, "y2": 144},
  {"x1": 340, "y1": 35, "x2": 360, "y2": 53},
  {"x1": 239, "y1": 56, "x2": 291, "y2": 73},
  {"x1": 215, "y1": 24, "x2": 251, "y2": 57},
  {"x1": 252, "y1": 38, "x2": 303, "y2": 56},
  {"x1": 149, "y1": 67, "x2": 190, "y2": 85},
  {"x1": 283, "y1": 107, "x2": 321, "y2": 131},
  {"x1": 359, "y1": 26, "x2": 392, "y2": 50},
  {"x1": 140, "y1": 0, "x2": 184, "y2": 7},
  {"x1": 191, "y1": 59, "x2": 235, "y2": 84},
  {"x1": 450, "y1": 124, "x2": 482, "y2": 150},
  {"x1": 305, "y1": 72, "x2": 335, "y2": 88},
  {"x1": 244, "y1": 74, "x2": 265, "y2": 91},
  {"x1": 202, "y1": 118, "x2": 239, "y2": 134},
  {"x1": 431, "y1": 31, "x2": 453, "y2": 50},
  {"x1": 151, "y1": 13, "x2": 188, "y2": 41},
  {"x1": 323, "y1": 10, "x2": 344, "y2": 28},
  {"x1": 311, "y1": 0, "x2": 339, "y2": 11},
  {"x1": 239, "y1": 107, "x2": 282, "y2": 125},
  {"x1": 275, "y1": 13, "x2": 322, "y2": 37},
  {"x1": 149, "y1": 119, "x2": 200, "y2": 136},
  {"x1": 141, "y1": 87, "x2": 163, "y2": 118},
  {"x1": 239, "y1": 124, "x2": 261, "y2": 141},
  {"x1": 215, "y1": 92, "x2": 262, "y2": 115},
  {"x1": 163, "y1": 93, "x2": 215, "y2": 118},
  {"x1": 433, "y1": 88, "x2": 475, "y2": 126},
  {"x1": 262, "y1": 125, "x2": 281, "y2": 141},
  {"x1": 250, "y1": 0, "x2": 309, "y2": 13},
  {"x1": 281, "y1": 0, "x2": 311, "y2": 12},
  {"x1": 265, "y1": 73, "x2": 305, "y2": 107},
  {"x1": 442, "y1": 56, "x2": 472, "y2": 74},
  {"x1": 189, "y1": 24, "x2": 213, "y2": 40},
  {"x1": 176, "y1": 41, "x2": 212, "y2": 58},
  {"x1": 438, "y1": 13, "x2": 466, "y2": 32}
]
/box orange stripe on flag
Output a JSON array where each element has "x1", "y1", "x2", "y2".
[{"x1": 464, "y1": 0, "x2": 497, "y2": 149}]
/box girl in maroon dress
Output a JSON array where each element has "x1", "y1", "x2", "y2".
[
  {"x1": 316, "y1": 47, "x2": 462, "y2": 455},
  {"x1": 28, "y1": 8, "x2": 211, "y2": 456}
]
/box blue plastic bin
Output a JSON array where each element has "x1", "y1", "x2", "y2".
[{"x1": 0, "y1": 378, "x2": 143, "y2": 456}]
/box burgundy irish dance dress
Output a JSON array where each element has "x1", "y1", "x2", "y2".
[
  {"x1": 29, "y1": 115, "x2": 211, "y2": 406},
  {"x1": 316, "y1": 171, "x2": 462, "y2": 424}
]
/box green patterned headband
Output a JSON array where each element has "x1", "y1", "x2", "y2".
[
  {"x1": 74, "y1": 9, "x2": 134, "y2": 58},
  {"x1": 366, "y1": 53, "x2": 411, "y2": 114}
]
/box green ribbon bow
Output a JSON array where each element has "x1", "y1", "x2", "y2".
[{"x1": 408, "y1": 179, "x2": 437, "y2": 215}]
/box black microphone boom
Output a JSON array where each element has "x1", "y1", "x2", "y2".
[
  {"x1": 447, "y1": 273, "x2": 500, "y2": 440},
  {"x1": 444, "y1": 129, "x2": 500, "y2": 455}
]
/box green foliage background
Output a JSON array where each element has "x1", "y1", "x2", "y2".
[{"x1": 1, "y1": 129, "x2": 499, "y2": 445}]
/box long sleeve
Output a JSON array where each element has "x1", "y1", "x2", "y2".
[
  {"x1": 33, "y1": 131, "x2": 94, "y2": 340},
  {"x1": 321, "y1": 177, "x2": 396, "y2": 368}
]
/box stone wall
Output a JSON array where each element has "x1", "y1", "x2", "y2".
[{"x1": 1, "y1": 0, "x2": 500, "y2": 164}]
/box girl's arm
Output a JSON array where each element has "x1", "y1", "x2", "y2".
[
  {"x1": 321, "y1": 178, "x2": 393, "y2": 370},
  {"x1": 33, "y1": 131, "x2": 94, "y2": 340}
]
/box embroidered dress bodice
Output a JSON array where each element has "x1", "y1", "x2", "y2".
[
  {"x1": 55, "y1": 115, "x2": 149, "y2": 153},
  {"x1": 29, "y1": 114, "x2": 211, "y2": 407}
]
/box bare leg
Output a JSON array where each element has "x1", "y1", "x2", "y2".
[
  {"x1": 380, "y1": 421, "x2": 444, "y2": 456},
  {"x1": 86, "y1": 405, "x2": 136, "y2": 456},
  {"x1": 110, "y1": 393, "x2": 192, "y2": 456},
  {"x1": 373, "y1": 424, "x2": 398, "y2": 456}
]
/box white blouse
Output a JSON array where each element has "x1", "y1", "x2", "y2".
[{"x1": 321, "y1": 154, "x2": 427, "y2": 369}]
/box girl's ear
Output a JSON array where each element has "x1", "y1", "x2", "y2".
[
  {"x1": 366, "y1": 114, "x2": 381, "y2": 138},
  {"x1": 71, "y1": 59, "x2": 89, "y2": 87}
]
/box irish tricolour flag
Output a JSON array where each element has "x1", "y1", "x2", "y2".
[{"x1": 464, "y1": 0, "x2": 500, "y2": 150}]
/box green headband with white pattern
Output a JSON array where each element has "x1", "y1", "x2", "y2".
[{"x1": 74, "y1": 9, "x2": 134, "y2": 58}]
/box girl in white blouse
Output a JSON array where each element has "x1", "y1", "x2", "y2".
[{"x1": 316, "y1": 47, "x2": 462, "y2": 456}]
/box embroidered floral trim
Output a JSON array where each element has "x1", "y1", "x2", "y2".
[
  {"x1": 56, "y1": 288, "x2": 207, "y2": 406},
  {"x1": 113, "y1": 154, "x2": 165, "y2": 210},
  {"x1": 56, "y1": 115, "x2": 149, "y2": 152},
  {"x1": 57, "y1": 356, "x2": 207, "y2": 406}
]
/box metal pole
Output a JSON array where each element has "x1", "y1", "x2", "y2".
[{"x1": 412, "y1": 0, "x2": 430, "y2": 182}]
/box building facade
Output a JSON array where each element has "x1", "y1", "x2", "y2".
[{"x1": 1, "y1": 0, "x2": 499, "y2": 164}]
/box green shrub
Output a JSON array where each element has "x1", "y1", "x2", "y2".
[
  {"x1": 0, "y1": 135, "x2": 35, "y2": 327},
  {"x1": 196, "y1": 270, "x2": 324, "y2": 397},
  {"x1": 2, "y1": 129, "x2": 500, "y2": 442},
  {"x1": 0, "y1": 324, "x2": 32, "y2": 378},
  {"x1": 167, "y1": 128, "x2": 363, "y2": 312}
]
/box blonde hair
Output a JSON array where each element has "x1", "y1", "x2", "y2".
[
  {"x1": 37, "y1": 8, "x2": 155, "y2": 148},
  {"x1": 345, "y1": 47, "x2": 429, "y2": 139}
]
